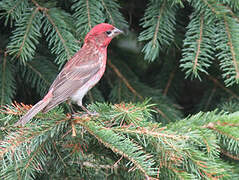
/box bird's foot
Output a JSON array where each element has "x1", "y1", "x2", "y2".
[
  {"x1": 80, "y1": 105, "x2": 99, "y2": 116},
  {"x1": 71, "y1": 111, "x2": 99, "y2": 118},
  {"x1": 71, "y1": 112, "x2": 88, "y2": 118},
  {"x1": 87, "y1": 111, "x2": 99, "y2": 116}
]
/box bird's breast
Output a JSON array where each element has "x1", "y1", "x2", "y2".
[{"x1": 71, "y1": 54, "x2": 106, "y2": 103}]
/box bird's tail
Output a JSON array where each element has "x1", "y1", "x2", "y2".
[{"x1": 15, "y1": 91, "x2": 53, "y2": 126}]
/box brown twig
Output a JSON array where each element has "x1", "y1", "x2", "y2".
[
  {"x1": 207, "y1": 75, "x2": 239, "y2": 99},
  {"x1": 101, "y1": 0, "x2": 115, "y2": 25},
  {"x1": 108, "y1": 60, "x2": 143, "y2": 99},
  {"x1": 17, "y1": 7, "x2": 40, "y2": 60},
  {"x1": 86, "y1": 0, "x2": 92, "y2": 29},
  {"x1": 53, "y1": 142, "x2": 67, "y2": 167},
  {"x1": 108, "y1": 60, "x2": 172, "y2": 121},
  {"x1": 31, "y1": 0, "x2": 46, "y2": 11},
  {"x1": 153, "y1": 107, "x2": 172, "y2": 122},
  {"x1": 26, "y1": 62, "x2": 51, "y2": 85},
  {"x1": 163, "y1": 67, "x2": 176, "y2": 96},
  {"x1": 204, "y1": 122, "x2": 239, "y2": 141},
  {"x1": 113, "y1": 126, "x2": 188, "y2": 140},
  {"x1": 1, "y1": 51, "x2": 7, "y2": 106},
  {"x1": 204, "y1": 85, "x2": 216, "y2": 111},
  {"x1": 152, "y1": 1, "x2": 166, "y2": 47},
  {"x1": 193, "y1": 15, "x2": 204, "y2": 71},
  {"x1": 224, "y1": 15, "x2": 239, "y2": 79},
  {"x1": 221, "y1": 149, "x2": 239, "y2": 161}
]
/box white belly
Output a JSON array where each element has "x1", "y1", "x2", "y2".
[{"x1": 71, "y1": 65, "x2": 105, "y2": 105}]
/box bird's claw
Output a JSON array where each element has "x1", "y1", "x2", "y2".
[
  {"x1": 87, "y1": 111, "x2": 99, "y2": 116},
  {"x1": 71, "y1": 111, "x2": 99, "y2": 118}
]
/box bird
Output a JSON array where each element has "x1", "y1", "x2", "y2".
[{"x1": 15, "y1": 23, "x2": 123, "y2": 126}]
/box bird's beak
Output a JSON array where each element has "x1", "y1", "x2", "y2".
[{"x1": 112, "y1": 27, "x2": 124, "y2": 37}]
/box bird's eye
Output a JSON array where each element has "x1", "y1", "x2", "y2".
[{"x1": 106, "y1": 31, "x2": 112, "y2": 35}]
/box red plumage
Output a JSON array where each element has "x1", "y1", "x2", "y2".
[{"x1": 15, "y1": 23, "x2": 123, "y2": 126}]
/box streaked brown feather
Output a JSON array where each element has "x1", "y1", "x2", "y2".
[{"x1": 42, "y1": 46, "x2": 103, "y2": 113}]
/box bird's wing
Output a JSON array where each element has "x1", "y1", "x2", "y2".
[{"x1": 42, "y1": 56, "x2": 103, "y2": 112}]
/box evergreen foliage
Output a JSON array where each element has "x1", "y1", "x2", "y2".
[
  {"x1": 0, "y1": 0, "x2": 239, "y2": 179},
  {"x1": 0, "y1": 54, "x2": 16, "y2": 105},
  {"x1": 138, "y1": 0, "x2": 178, "y2": 61},
  {"x1": 42, "y1": 7, "x2": 80, "y2": 67},
  {"x1": 7, "y1": 8, "x2": 42, "y2": 64},
  {"x1": 20, "y1": 57, "x2": 58, "y2": 97},
  {"x1": 180, "y1": 11, "x2": 214, "y2": 80}
]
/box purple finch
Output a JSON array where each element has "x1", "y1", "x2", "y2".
[{"x1": 15, "y1": 23, "x2": 123, "y2": 126}]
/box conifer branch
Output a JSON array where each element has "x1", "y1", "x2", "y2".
[
  {"x1": 193, "y1": 15, "x2": 204, "y2": 72},
  {"x1": 224, "y1": 16, "x2": 239, "y2": 79},
  {"x1": 20, "y1": 57, "x2": 58, "y2": 96},
  {"x1": 108, "y1": 60, "x2": 176, "y2": 122},
  {"x1": 139, "y1": 0, "x2": 177, "y2": 61},
  {"x1": 1, "y1": 102, "x2": 239, "y2": 178},
  {"x1": 42, "y1": 8, "x2": 79, "y2": 67},
  {"x1": 7, "y1": 8, "x2": 42, "y2": 63},
  {"x1": 205, "y1": 121, "x2": 239, "y2": 141},
  {"x1": 99, "y1": 0, "x2": 128, "y2": 28},
  {"x1": 221, "y1": 149, "x2": 239, "y2": 160},
  {"x1": 113, "y1": 126, "x2": 188, "y2": 140},
  {"x1": 23, "y1": 141, "x2": 45, "y2": 171},
  {"x1": 100, "y1": 0, "x2": 115, "y2": 25},
  {"x1": 207, "y1": 75, "x2": 239, "y2": 99},
  {"x1": 201, "y1": 0, "x2": 217, "y2": 14},
  {"x1": 230, "y1": 10, "x2": 239, "y2": 23},
  {"x1": 108, "y1": 60, "x2": 143, "y2": 99},
  {"x1": 153, "y1": 107, "x2": 172, "y2": 122},
  {"x1": 44, "y1": 11, "x2": 71, "y2": 60},
  {"x1": 17, "y1": 8, "x2": 39, "y2": 60},
  {"x1": 1, "y1": 52, "x2": 7, "y2": 106},
  {"x1": 86, "y1": 0, "x2": 92, "y2": 29},
  {"x1": 163, "y1": 67, "x2": 176, "y2": 96},
  {"x1": 194, "y1": 0, "x2": 228, "y2": 16},
  {"x1": 71, "y1": 0, "x2": 105, "y2": 38},
  {"x1": 204, "y1": 86, "x2": 216, "y2": 110},
  {"x1": 0, "y1": 128, "x2": 35, "y2": 159},
  {"x1": 76, "y1": 120, "x2": 156, "y2": 178},
  {"x1": 0, "y1": 105, "x2": 68, "y2": 160},
  {"x1": 0, "y1": 52, "x2": 16, "y2": 105},
  {"x1": 216, "y1": 15, "x2": 239, "y2": 86},
  {"x1": 5, "y1": 0, "x2": 24, "y2": 18},
  {"x1": 25, "y1": 62, "x2": 51, "y2": 86},
  {"x1": 0, "y1": 0, "x2": 30, "y2": 25},
  {"x1": 153, "y1": 1, "x2": 166, "y2": 48},
  {"x1": 53, "y1": 142, "x2": 67, "y2": 167},
  {"x1": 180, "y1": 12, "x2": 214, "y2": 79}
]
